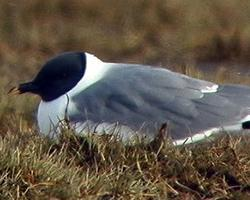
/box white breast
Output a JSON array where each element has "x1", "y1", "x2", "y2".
[{"x1": 37, "y1": 95, "x2": 68, "y2": 137}]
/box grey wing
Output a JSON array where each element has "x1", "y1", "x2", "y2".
[{"x1": 70, "y1": 64, "x2": 250, "y2": 140}]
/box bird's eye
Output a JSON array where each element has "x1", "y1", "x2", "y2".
[
  {"x1": 62, "y1": 73, "x2": 67, "y2": 78},
  {"x1": 54, "y1": 73, "x2": 67, "y2": 80}
]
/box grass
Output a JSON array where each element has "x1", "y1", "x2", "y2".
[
  {"x1": 1, "y1": 0, "x2": 250, "y2": 199},
  {"x1": 1, "y1": 0, "x2": 250, "y2": 68},
  {"x1": 1, "y1": 126, "x2": 250, "y2": 199}
]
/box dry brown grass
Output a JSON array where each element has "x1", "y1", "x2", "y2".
[
  {"x1": 1, "y1": 0, "x2": 250, "y2": 68},
  {"x1": 0, "y1": 126, "x2": 250, "y2": 199}
]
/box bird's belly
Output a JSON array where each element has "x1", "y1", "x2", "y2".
[{"x1": 37, "y1": 95, "x2": 68, "y2": 137}]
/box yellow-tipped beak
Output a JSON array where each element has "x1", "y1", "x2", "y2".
[{"x1": 8, "y1": 87, "x2": 22, "y2": 95}]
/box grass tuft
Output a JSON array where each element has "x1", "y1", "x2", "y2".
[{"x1": 0, "y1": 123, "x2": 249, "y2": 199}]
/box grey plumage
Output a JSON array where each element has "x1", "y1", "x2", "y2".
[{"x1": 70, "y1": 63, "x2": 250, "y2": 140}]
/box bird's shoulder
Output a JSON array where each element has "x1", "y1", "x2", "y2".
[
  {"x1": 70, "y1": 63, "x2": 214, "y2": 114},
  {"x1": 102, "y1": 63, "x2": 217, "y2": 95}
]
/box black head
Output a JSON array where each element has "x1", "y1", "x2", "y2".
[{"x1": 9, "y1": 52, "x2": 86, "y2": 101}]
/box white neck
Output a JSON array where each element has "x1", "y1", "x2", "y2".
[{"x1": 67, "y1": 52, "x2": 109, "y2": 97}]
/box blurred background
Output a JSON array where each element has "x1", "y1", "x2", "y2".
[{"x1": 1, "y1": 0, "x2": 250, "y2": 132}]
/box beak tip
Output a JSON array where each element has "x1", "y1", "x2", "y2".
[{"x1": 8, "y1": 87, "x2": 21, "y2": 95}]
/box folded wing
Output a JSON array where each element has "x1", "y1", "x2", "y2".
[{"x1": 71, "y1": 63, "x2": 250, "y2": 141}]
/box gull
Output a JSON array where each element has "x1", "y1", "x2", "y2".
[{"x1": 9, "y1": 52, "x2": 250, "y2": 145}]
